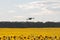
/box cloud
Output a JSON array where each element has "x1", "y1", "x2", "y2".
[
  {"x1": 14, "y1": 16, "x2": 25, "y2": 19},
  {"x1": 8, "y1": 10, "x2": 16, "y2": 13},
  {"x1": 16, "y1": 0, "x2": 60, "y2": 19},
  {"x1": 16, "y1": 1, "x2": 47, "y2": 9},
  {"x1": 47, "y1": 1, "x2": 60, "y2": 11},
  {"x1": 30, "y1": 9, "x2": 55, "y2": 16},
  {"x1": 16, "y1": 0, "x2": 60, "y2": 11}
]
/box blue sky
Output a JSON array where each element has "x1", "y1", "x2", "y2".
[{"x1": 0, "y1": 0, "x2": 60, "y2": 22}]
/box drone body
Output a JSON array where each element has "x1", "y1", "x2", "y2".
[{"x1": 27, "y1": 18, "x2": 34, "y2": 20}]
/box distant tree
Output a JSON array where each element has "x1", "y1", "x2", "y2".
[{"x1": 0, "y1": 21, "x2": 60, "y2": 28}]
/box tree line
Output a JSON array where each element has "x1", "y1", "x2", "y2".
[{"x1": 0, "y1": 22, "x2": 60, "y2": 28}]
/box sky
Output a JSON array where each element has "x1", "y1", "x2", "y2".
[{"x1": 0, "y1": 0, "x2": 60, "y2": 22}]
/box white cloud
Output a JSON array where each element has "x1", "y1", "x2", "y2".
[
  {"x1": 14, "y1": 16, "x2": 25, "y2": 19},
  {"x1": 16, "y1": 0, "x2": 60, "y2": 9},
  {"x1": 15, "y1": 0, "x2": 60, "y2": 22},
  {"x1": 16, "y1": 0, "x2": 60, "y2": 11},
  {"x1": 44, "y1": 0, "x2": 60, "y2": 2},
  {"x1": 30, "y1": 9, "x2": 55, "y2": 16},
  {"x1": 8, "y1": 10, "x2": 16, "y2": 13},
  {"x1": 49, "y1": 2, "x2": 60, "y2": 7},
  {"x1": 16, "y1": 1, "x2": 47, "y2": 9}
]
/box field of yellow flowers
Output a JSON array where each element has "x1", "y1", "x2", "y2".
[{"x1": 0, "y1": 28, "x2": 60, "y2": 40}]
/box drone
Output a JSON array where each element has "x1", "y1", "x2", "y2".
[{"x1": 27, "y1": 17, "x2": 34, "y2": 20}]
